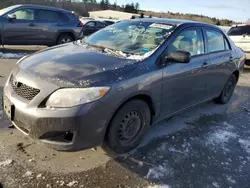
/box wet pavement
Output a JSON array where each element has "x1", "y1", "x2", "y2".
[{"x1": 0, "y1": 58, "x2": 250, "y2": 188}]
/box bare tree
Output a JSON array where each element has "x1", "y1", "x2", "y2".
[{"x1": 247, "y1": 18, "x2": 250, "y2": 23}]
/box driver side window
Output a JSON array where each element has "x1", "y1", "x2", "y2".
[
  {"x1": 167, "y1": 28, "x2": 204, "y2": 56},
  {"x1": 10, "y1": 9, "x2": 34, "y2": 20}
]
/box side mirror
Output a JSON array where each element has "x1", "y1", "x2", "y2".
[
  {"x1": 166, "y1": 50, "x2": 191, "y2": 63},
  {"x1": 8, "y1": 14, "x2": 16, "y2": 21}
]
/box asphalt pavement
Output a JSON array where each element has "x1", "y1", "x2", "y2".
[{"x1": 0, "y1": 57, "x2": 250, "y2": 188}]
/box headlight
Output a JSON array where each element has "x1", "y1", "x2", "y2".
[
  {"x1": 46, "y1": 87, "x2": 110, "y2": 108},
  {"x1": 16, "y1": 55, "x2": 27, "y2": 65}
]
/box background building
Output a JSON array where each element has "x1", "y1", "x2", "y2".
[{"x1": 88, "y1": 10, "x2": 142, "y2": 20}]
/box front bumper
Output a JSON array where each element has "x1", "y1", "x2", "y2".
[{"x1": 3, "y1": 70, "x2": 115, "y2": 151}]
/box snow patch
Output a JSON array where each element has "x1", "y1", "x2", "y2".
[
  {"x1": 0, "y1": 159, "x2": 13, "y2": 167},
  {"x1": 56, "y1": 180, "x2": 65, "y2": 186},
  {"x1": 212, "y1": 182, "x2": 220, "y2": 188},
  {"x1": 28, "y1": 158, "x2": 35, "y2": 162},
  {"x1": 207, "y1": 123, "x2": 238, "y2": 147},
  {"x1": 146, "y1": 165, "x2": 172, "y2": 180},
  {"x1": 23, "y1": 171, "x2": 33, "y2": 177},
  {"x1": 238, "y1": 139, "x2": 250, "y2": 153},
  {"x1": 226, "y1": 176, "x2": 236, "y2": 184},
  {"x1": 147, "y1": 185, "x2": 171, "y2": 188},
  {"x1": 66, "y1": 180, "x2": 78, "y2": 187},
  {"x1": 209, "y1": 130, "x2": 238, "y2": 144},
  {"x1": 0, "y1": 52, "x2": 27, "y2": 59}
]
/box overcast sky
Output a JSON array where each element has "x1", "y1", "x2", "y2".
[{"x1": 109, "y1": 0, "x2": 249, "y2": 22}]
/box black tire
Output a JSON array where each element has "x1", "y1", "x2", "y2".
[
  {"x1": 106, "y1": 100, "x2": 151, "y2": 153},
  {"x1": 214, "y1": 74, "x2": 236, "y2": 104},
  {"x1": 57, "y1": 34, "x2": 74, "y2": 45}
]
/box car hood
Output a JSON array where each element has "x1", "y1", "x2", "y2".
[{"x1": 18, "y1": 43, "x2": 138, "y2": 87}]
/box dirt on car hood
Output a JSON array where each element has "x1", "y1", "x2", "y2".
[{"x1": 18, "y1": 42, "x2": 138, "y2": 87}]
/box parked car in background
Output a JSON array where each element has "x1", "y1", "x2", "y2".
[
  {"x1": 102, "y1": 20, "x2": 115, "y2": 26},
  {"x1": 0, "y1": 5, "x2": 83, "y2": 46},
  {"x1": 228, "y1": 24, "x2": 250, "y2": 65},
  {"x1": 79, "y1": 17, "x2": 95, "y2": 23},
  {"x1": 81, "y1": 20, "x2": 107, "y2": 36},
  {"x1": 3, "y1": 19, "x2": 245, "y2": 153}
]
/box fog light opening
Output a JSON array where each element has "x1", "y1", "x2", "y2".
[{"x1": 64, "y1": 131, "x2": 74, "y2": 142}]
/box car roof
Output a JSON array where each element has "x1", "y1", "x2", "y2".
[
  {"x1": 14, "y1": 4, "x2": 71, "y2": 13},
  {"x1": 128, "y1": 18, "x2": 219, "y2": 29}
]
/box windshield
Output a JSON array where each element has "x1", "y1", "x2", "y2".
[
  {"x1": 85, "y1": 21, "x2": 175, "y2": 57},
  {"x1": 0, "y1": 5, "x2": 19, "y2": 16}
]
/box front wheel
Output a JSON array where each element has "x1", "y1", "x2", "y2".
[
  {"x1": 214, "y1": 74, "x2": 236, "y2": 104},
  {"x1": 106, "y1": 100, "x2": 151, "y2": 153}
]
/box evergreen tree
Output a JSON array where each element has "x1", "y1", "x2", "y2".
[
  {"x1": 100, "y1": 0, "x2": 106, "y2": 9},
  {"x1": 140, "y1": 12, "x2": 144, "y2": 18}
]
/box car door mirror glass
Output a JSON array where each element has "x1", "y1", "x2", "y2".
[
  {"x1": 8, "y1": 14, "x2": 16, "y2": 21},
  {"x1": 166, "y1": 51, "x2": 191, "y2": 64}
]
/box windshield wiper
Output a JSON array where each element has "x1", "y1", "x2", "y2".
[
  {"x1": 104, "y1": 48, "x2": 127, "y2": 58},
  {"x1": 86, "y1": 43, "x2": 126, "y2": 58}
]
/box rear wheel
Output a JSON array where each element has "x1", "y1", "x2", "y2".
[
  {"x1": 214, "y1": 74, "x2": 236, "y2": 104},
  {"x1": 57, "y1": 34, "x2": 74, "y2": 45},
  {"x1": 106, "y1": 100, "x2": 151, "y2": 153}
]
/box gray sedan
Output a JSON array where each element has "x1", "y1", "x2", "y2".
[{"x1": 2, "y1": 19, "x2": 245, "y2": 153}]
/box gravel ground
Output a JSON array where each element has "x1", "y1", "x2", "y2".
[{"x1": 1, "y1": 57, "x2": 250, "y2": 188}]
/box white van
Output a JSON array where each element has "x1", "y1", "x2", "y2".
[{"x1": 228, "y1": 25, "x2": 250, "y2": 65}]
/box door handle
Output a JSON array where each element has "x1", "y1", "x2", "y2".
[
  {"x1": 201, "y1": 62, "x2": 209, "y2": 68},
  {"x1": 28, "y1": 23, "x2": 36, "y2": 27}
]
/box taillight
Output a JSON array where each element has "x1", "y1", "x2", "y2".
[{"x1": 78, "y1": 22, "x2": 84, "y2": 27}]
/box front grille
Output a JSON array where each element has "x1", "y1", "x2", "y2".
[{"x1": 10, "y1": 75, "x2": 40, "y2": 101}]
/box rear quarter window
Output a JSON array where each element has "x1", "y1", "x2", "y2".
[{"x1": 36, "y1": 9, "x2": 69, "y2": 22}]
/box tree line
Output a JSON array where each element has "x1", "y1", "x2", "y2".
[{"x1": 0, "y1": 0, "x2": 237, "y2": 25}]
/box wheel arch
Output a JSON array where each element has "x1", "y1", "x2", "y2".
[
  {"x1": 104, "y1": 93, "x2": 156, "y2": 140},
  {"x1": 56, "y1": 31, "x2": 76, "y2": 43},
  {"x1": 232, "y1": 70, "x2": 239, "y2": 83}
]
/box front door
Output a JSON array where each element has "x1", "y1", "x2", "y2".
[
  {"x1": 3, "y1": 8, "x2": 37, "y2": 45},
  {"x1": 160, "y1": 28, "x2": 209, "y2": 116}
]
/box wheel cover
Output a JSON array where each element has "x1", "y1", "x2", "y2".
[
  {"x1": 223, "y1": 78, "x2": 234, "y2": 101},
  {"x1": 117, "y1": 111, "x2": 142, "y2": 146},
  {"x1": 60, "y1": 37, "x2": 72, "y2": 44}
]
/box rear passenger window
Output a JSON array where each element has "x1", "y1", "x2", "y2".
[
  {"x1": 36, "y1": 10, "x2": 69, "y2": 22},
  {"x1": 206, "y1": 30, "x2": 227, "y2": 53}
]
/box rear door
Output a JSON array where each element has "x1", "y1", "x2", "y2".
[
  {"x1": 3, "y1": 8, "x2": 37, "y2": 45},
  {"x1": 203, "y1": 28, "x2": 233, "y2": 97},
  {"x1": 34, "y1": 9, "x2": 70, "y2": 45}
]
